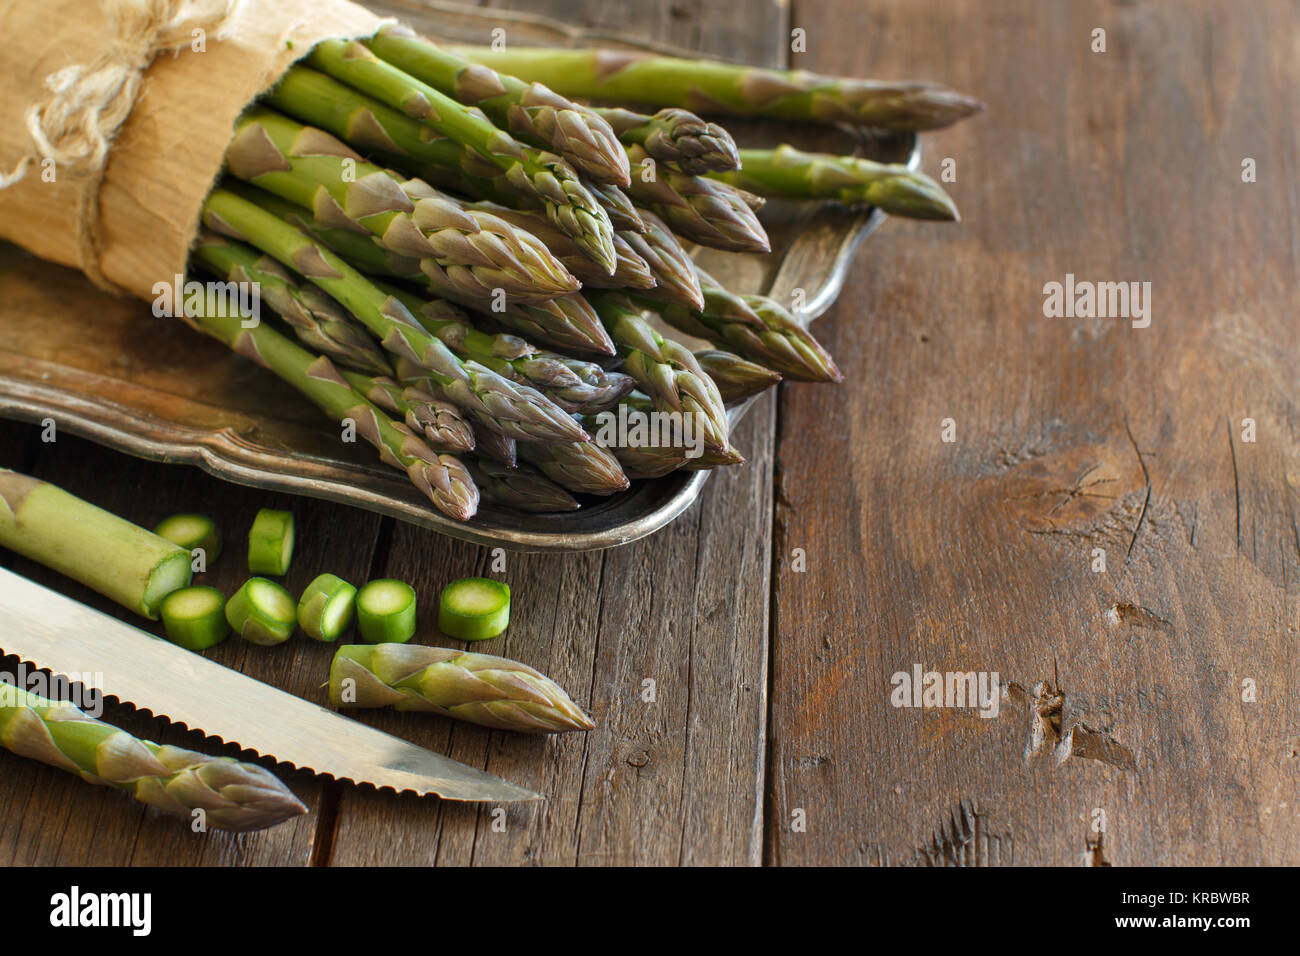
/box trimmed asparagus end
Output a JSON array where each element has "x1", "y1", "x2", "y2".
[{"x1": 438, "y1": 577, "x2": 511, "y2": 642}]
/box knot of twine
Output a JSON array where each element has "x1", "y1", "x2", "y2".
[{"x1": 0, "y1": 0, "x2": 239, "y2": 292}]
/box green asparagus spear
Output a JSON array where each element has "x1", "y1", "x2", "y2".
[
  {"x1": 597, "y1": 106, "x2": 740, "y2": 174},
  {"x1": 367, "y1": 25, "x2": 630, "y2": 185},
  {"x1": 199, "y1": 192, "x2": 590, "y2": 445},
  {"x1": 586, "y1": 291, "x2": 736, "y2": 458},
  {"x1": 340, "y1": 370, "x2": 477, "y2": 453},
  {"x1": 625, "y1": 144, "x2": 770, "y2": 253},
  {"x1": 329, "y1": 643, "x2": 594, "y2": 733},
  {"x1": 449, "y1": 46, "x2": 985, "y2": 130},
  {"x1": 187, "y1": 237, "x2": 481, "y2": 521},
  {"x1": 636, "y1": 269, "x2": 843, "y2": 382},
  {"x1": 308, "y1": 39, "x2": 618, "y2": 273},
  {"x1": 710, "y1": 145, "x2": 959, "y2": 220},
  {"x1": 0, "y1": 469, "x2": 191, "y2": 620},
  {"x1": 517, "y1": 439, "x2": 631, "y2": 496},
  {"x1": 468, "y1": 458, "x2": 579, "y2": 513},
  {"x1": 225, "y1": 108, "x2": 579, "y2": 304},
  {"x1": 246, "y1": 180, "x2": 617, "y2": 357},
  {"x1": 0, "y1": 686, "x2": 306, "y2": 831},
  {"x1": 192, "y1": 230, "x2": 391, "y2": 375},
  {"x1": 619, "y1": 207, "x2": 703, "y2": 310},
  {"x1": 694, "y1": 349, "x2": 783, "y2": 403}
]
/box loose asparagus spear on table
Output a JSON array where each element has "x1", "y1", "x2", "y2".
[
  {"x1": 447, "y1": 46, "x2": 985, "y2": 130},
  {"x1": 0, "y1": 686, "x2": 306, "y2": 832},
  {"x1": 330, "y1": 643, "x2": 594, "y2": 733},
  {"x1": 308, "y1": 38, "x2": 618, "y2": 274}
]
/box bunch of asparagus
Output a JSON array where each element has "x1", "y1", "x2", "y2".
[{"x1": 183, "y1": 28, "x2": 977, "y2": 521}]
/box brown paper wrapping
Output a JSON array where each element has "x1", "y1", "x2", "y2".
[{"x1": 0, "y1": 0, "x2": 389, "y2": 300}]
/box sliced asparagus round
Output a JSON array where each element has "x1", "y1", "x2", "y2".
[
  {"x1": 438, "y1": 577, "x2": 511, "y2": 642},
  {"x1": 247, "y1": 508, "x2": 295, "y2": 576},
  {"x1": 226, "y1": 577, "x2": 297, "y2": 646},
  {"x1": 357, "y1": 579, "x2": 418, "y2": 644},
  {"x1": 153, "y1": 513, "x2": 223, "y2": 563},
  {"x1": 160, "y1": 586, "x2": 230, "y2": 651},
  {"x1": 297, "y1": 573, "x2": 358, "y2": 642}
]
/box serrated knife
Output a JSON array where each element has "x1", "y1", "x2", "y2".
[{"x1": 0, "y1": 567, "x2": 541, "y2": 802}]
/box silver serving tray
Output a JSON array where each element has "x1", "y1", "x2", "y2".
[{"x1": 0, "y1": 1, "x2": 918, "y2": 552}]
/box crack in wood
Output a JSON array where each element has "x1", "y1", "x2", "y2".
[
  {"x1": 1105, "y1": 601, "x2": 1173, "y2": 633},
  {"x1": 912, "y1": 799, "x2": 1012, "y2": 866},
  {"x1": 1122, "y1": 416, "x2": 1152, "y2": 560}
]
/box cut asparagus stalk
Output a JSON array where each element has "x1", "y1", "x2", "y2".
[
  {"x1": 448, "y1": 46, "x2": 985, "y2": 130},
  {"x1": 297, "y1": 573, "x2": 358, "y2": 642},
  {"x1": 153, "y1": 513, "x2": 223, "y2": 563},
  {"x1": 625, "y1": 145, "x2": 770, "y2": 253},
  {"x1": 711, "y1": 145, "x2": 959, "y2": 220},
  {"x1": 199, "y1": 192, "x2": 590, "y2": 445},
  {"x1": 468, "y1": 458, "x2": 579, "y2": 513},
  {"x1": 225, "y1": 108, "x2": 580, "y2": 304},
  {"x1": 694, "y1": 349, "x2": 783, "y2": 403},
  {"x1": 247, "y1": 508, "x2": 294, "y2": 576},
  {"x1": 438, "y1": 577, "x2": 511, "y2": 642},
  {"x1": 308, "y1": 39, "x2": 618, "y2": 273},
  {"x1": 329, "y1": 643, "x2": 594, "y2": 733},
  {"x1": 0, "y1": 469, "x2": 192, "y2": 620},
  {"x1": 226, "y1": 577, "x2": 297, "y2": 646},
  {"x1": 0, "y1": 687, "x2": 307, "y2": 832},
  {"x1": 159, "y1": 586, "x2": 231, "y2": 651},
  {"x1": 185, "y1": 244, "x2": 481, "y2": 522},
  {"x1": 619, "y1": 207, "x2": 704, "y2": 310},
  {"x1": 367, "y1": 25, "x2": 630, "y2": 186},
  {"x1": 597, "y1": 106, "x2": 740, "y2": 174},
  {"x1": 357, "y1": 579, "x2": 418, "y2": 644}
]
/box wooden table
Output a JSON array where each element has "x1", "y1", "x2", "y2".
[{"x1": 2, "y1": 0, "x2": 1297, "y2": 866}]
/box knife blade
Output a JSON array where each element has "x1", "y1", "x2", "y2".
[{"x1": 0, "y1": 567, "x2": 541, "y2": 802}]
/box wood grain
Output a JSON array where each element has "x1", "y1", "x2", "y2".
[
  {"x1": 768, "y1": 0, "x2": 1300, "y2": 865},
  {"x1": 321, "y1": 0, "x2": 783, "y2": 866}
]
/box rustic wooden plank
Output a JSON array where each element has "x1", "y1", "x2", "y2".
[
  {"x1": 769, "y1": 0, "x2": 1300, "y2": 865},
  {"x1": 324, "y1": 0, "x2": 784, "y2": 866},
  {"x1": 0, "y1": 424, "x2": 382, "y2": 864}
]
